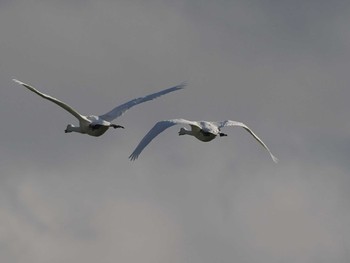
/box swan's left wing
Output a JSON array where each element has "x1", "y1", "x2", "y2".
[
  {"x1": 13, "y1": 79, "x2": 87, "y2": 122},
  {"x1": 218, "y1": 120, "x2": 278, "y2": 163},
  {"x1": 129, "y1": 119, "x2": 195, "y2": 161},
  {"x1": 100, "y1": 82, "x2": 186, "y2": 122}
]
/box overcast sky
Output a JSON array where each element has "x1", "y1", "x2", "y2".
[{"x1": 1, "y1": 0, "x2": 350, "y2": 262}]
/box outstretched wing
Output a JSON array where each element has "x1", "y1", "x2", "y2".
[
  {"x1": 129, "y1": 118, "x2": 197, "y2": 161},
  {"x1": 99, "y1": 82, "x2": 186, "y2": 122},
  {"x1": 13, "y1": 79, "x2": 87, "y2": 122},
  {"x1": 218, "y1": 120, "x2": 278, "y2": 163}
]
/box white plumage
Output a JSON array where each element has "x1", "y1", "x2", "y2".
[
  {"x1": 129, "y1": 119, "x2": 278, "y2": 163},
  {"x1": 13, "y1": 79, "x2": 185, "y2": 137}
]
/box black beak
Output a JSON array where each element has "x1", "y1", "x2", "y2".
[{"x1": 219, "y1": 133, "x2": 227, "y2": 137}]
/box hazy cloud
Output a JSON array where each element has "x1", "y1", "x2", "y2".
[{"x1": 1, "y1": 0, "x2": 350, "y2": 262}]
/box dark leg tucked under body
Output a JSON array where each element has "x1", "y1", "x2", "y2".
[
  {"x1": 200, "y1": 130, "x2": 213, "y2": 137},
  {"x1": 90, "y1": 124, "x2": 103, "y2": 130},
  {"x1": 111, "y1": 124, "x2": 124, "y2": 129},
  {"x1": 90, "y1": 124, "x2": 124, "y2": 130}
]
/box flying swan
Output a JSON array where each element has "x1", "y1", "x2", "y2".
[
  {"x1": 129, "y1": 119, "x2": 278, "y2": 163},
  {"x1": 13, "y1": 79, "x2": 185, "y2": 137}
]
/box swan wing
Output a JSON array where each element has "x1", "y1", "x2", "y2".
[
  {"x1": 100, "y1": 82, "x2": 186, "y2": 122},
  {"x1": 218, "y1": 120, "x2": 278, "y2": 163},
  {"x1": 129, "y1": 118, "x2": 197, "y2": 161},
  {"x1": 13, "y1": 79, "x2": 87, "y2": 122}
]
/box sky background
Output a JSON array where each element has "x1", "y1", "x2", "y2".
[{"x1": 1, "y1": 0, "x2": 350, "y2": 262}]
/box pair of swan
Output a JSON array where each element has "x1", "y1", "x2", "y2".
[{"x1": 13, "y1": 79, "x2": 278, "y2": 163}]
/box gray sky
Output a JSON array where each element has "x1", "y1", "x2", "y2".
[{"x1": 1, "y1": 0, "x2": 350, "y2": 262}]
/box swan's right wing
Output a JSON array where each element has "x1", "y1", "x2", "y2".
[
  {"x1": 129, "y1": 119, "x2": 196, "y2": 161},
  {"x1": 100, "y1": 82, "x2": 186, "y2": 122},
  {"x1": 13, "y1": 79, "x2": 87, "y2": 122}
]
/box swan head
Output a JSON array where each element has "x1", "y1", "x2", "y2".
[{"x1": 65, "y1": 124, "x2": 75, "y2": 133}]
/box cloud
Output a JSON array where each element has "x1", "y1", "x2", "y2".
[{"x1": 1, "y1": 0, "x2": 350, "y2": 262}]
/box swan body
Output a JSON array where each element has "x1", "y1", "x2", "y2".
[
  {"x1": 129, "y1": 119, "x2": 278, "y2": 163},
  {"x1": 13, "y1": 79, "x2": 185, "y2": 137}
]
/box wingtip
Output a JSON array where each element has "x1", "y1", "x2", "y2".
[
  {"x1": 172, "y1": 81, "x2": 187, "y2": 90},
  {"x1": 128, "y1": 154, "x2": 138, "y2": 161},
  {"x1": 179, "y1": 81, "x2": 187, "y2": 89},
  {"x1": 13, "y1": 79, "x2": 26, "y2": 87},
  {"x1": 12, "y1": 78, "x2": 22, "y2": 84},
  {"x1": 272, "y1": 155, "x2": 279, "y2": 164}
]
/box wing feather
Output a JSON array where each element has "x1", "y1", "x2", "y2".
[
  {"x1": 129, "y1": 118, "x2": 196, "y2": 161},
  {"x1": 218, "y1": 120, "x2": 278, "y2": 163},
  {"x1": 13, "y1": 79, "x2": 87, "y2": 122},
  {"x1": 100, "y1": 82, "x2": 185, "y2": 122}
]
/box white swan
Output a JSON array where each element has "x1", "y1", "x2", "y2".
[
  {"x1": 129, "y1": 119, "x2": 278, "y2": 163},
  {"x1": 13, "y1": 79, "x2": 185, "y2": 137}
]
